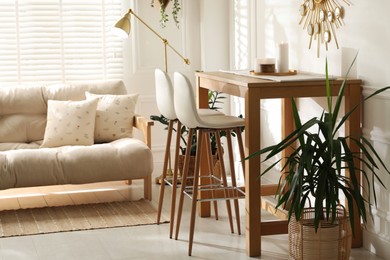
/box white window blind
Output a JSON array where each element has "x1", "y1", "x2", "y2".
[{"x1": 0, "y1": 0, "x2": 123, "y2": 85}]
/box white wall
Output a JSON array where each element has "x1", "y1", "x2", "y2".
[
  {"x1": 200, "y1": 0, "x2": 230, "y2": 71},
  {"x1": 251, "y1": 0, "x2": 390, "y2": 257}
]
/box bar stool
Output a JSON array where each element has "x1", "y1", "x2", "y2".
[
  {"x1": 173, "y1": 72, "x2": 245, "y2": 256},
  {"x1": 154, "y1": 69, "x2": 223, "y2": 239}
]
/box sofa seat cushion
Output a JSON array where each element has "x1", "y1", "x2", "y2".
[
  {"x1": 0, "y1": 142, "x2": 41, "y2": 151},
  {"x1": 0, "y1": 138, "x2": 153, "y2": 190}
]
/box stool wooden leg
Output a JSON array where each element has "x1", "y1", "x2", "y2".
[
  {"x1": 175, "y1": 128, "x2": 195, "y2": 240},
  {"x1": 215, "y1": 131, "x2": 234, "y2": 234},
  {"x1": 204, "y1": 131, "x2": 219, "y2": 220},
  {"x1": 226, "y1": 130, "x2": 241, "y2": 235},
  {"x1": 188, "y1": 129, "x2": 203, "y2": 256},
  {"x1": 236, "y1": 127, "x2": 246, "y2": 177},
  {"x1": 157, "y1": 120, "x2": 174, "y2": 224},
  {"x1": 169, "y1": 120, "x2": 182, "y2": 238}
]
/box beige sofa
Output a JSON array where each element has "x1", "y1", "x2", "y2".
[{"x1": 0, "y1": 80, "x2": 153, "y2": 200}]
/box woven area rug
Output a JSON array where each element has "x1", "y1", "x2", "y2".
[{"x1": 0, "y1": 200, "x2": 169, "y2": 237}]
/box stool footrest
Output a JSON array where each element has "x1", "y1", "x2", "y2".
[
  {"x1": 182, "y1": 175, "x2": 245, "y2": 201},
  {"x1": 163, "y1": 174, "x2": 220, "y2": 188}
]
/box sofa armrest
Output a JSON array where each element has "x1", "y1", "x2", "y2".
[{"x1": 133, "y1": 114, "x2": 154, "y2": 148}]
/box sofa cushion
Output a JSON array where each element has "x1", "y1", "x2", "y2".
[
  {"x1": 0, "y1": 138, "x2": 153, "y2": 189},
  {"x1": 0, "y1": 114, "x2": 46, "y2": 143},
  {"x1": 0, "y1": 85, "x2": 47, "y2": 115},
  {"x1": 0, "y1": 142, "x2": 41, "y2": 151},
  {"x1": 85, "y1": 92, "x2": 139, "y2": 143},
  {"x1": 41, "y1": 99, "x2": 98, "y2": 148},
  {"x1": 43, "y1": 80, "x2": 127, "y2": 101}
]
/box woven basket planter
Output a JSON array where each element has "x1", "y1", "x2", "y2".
[{"x1": 288, "y1": 206, "x2": 352, "y2": 260}]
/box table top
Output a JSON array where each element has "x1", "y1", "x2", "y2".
[
  {"x1": 196, "y1": 70, "x2": 361, "y2": 85},
  {"x1": 196, "y1": 71, "x2": 361, "y2": 99}
]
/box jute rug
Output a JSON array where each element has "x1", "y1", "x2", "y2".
[{"x1": 0, "y1": 200, "x2": 169, "y2": 237}]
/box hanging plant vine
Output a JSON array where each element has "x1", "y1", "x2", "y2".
[{"x1": 150, "y1": 0, "x2": 181, "y2": 28}]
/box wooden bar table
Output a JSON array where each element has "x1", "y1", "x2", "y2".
[{"x1": 195, "y1": 71, "x2": 362, "y2": 257}]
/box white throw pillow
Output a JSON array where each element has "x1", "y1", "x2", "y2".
[
  {"x1": 85, "y1": 91, "x2": 139, "y2": 143},
  {"x1": 41, "y1": 99, "x2": 98, "y2": 148}
]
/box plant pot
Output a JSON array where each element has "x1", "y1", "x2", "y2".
[
  {"x1": 158, "y1": 0, "x2": 170, "y2": 10},
  {"x1": 177, "y1": 154, "x2": 219, "y2": 186},
  {"x1": 288, "y1": 206, "x2": 352, "y2": 260}
]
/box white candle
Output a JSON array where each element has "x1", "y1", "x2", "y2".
[
  {"x1": 254, "y1": 58, "x2": 262, "y2": 73},
  {"x1": 277, "y1": 42, "x2": 289, "y2": 73}
]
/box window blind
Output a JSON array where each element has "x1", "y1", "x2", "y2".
[{"x1": 0, "y1": 0, "x2": 123, "y2": 85}]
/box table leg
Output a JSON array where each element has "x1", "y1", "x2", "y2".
[
  {"x1": 281, "y1": 98, "x2": 294, "y2": 178},
  {"x1": 197, "y1": 86, "x2": 211, "y2": 217},
  {"x1": 345, "y1": 83, "x2": 363, "y2": 247},
  {"x1": 245, "y1": 91, "x2": 261, "y2": 256}
]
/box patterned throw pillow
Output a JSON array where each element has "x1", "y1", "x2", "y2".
[
  {"x1": 85, "y1": 92, "x2": 139, "y2": 143},
  {"x1": 41, "y1": 99, "x2": 98, "y2": 148}
]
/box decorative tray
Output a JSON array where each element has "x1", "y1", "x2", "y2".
[{"x1": 249, "y1": 70, "x2": 297, "y2": 76}]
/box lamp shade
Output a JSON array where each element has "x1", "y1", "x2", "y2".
[{"x1": 112, "y1": 13, "x2": 130, "y2": 39}]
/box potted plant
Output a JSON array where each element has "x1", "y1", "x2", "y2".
[
  {"x1": 246, "y1": 56, "x2": 390, "y2": 259},
  {"x1": 150, "y1": 0, "x2": 181, "y2": 28}
]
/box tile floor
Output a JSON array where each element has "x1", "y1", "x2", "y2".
[{"x1": 0, "y1": 180, "x2": 384, "y2": 259}]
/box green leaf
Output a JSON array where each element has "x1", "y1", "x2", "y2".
[
  {"x1": 325, "y1": 58, "x2": 332, "y2": 115},
  {"x1": 359, "y1": 136, "x2": 390, "y2": 173},
  {"x1": 331, "y1": 53, "x2": 358, "y2": 130}
]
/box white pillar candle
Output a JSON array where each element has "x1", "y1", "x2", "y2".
[{"x1": 277, "y1": 42, "x2": 289, "y2": 73}]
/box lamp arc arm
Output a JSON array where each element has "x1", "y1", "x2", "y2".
[{"x1": 127, "y1": 9, "x2": 190, "y2": 68}]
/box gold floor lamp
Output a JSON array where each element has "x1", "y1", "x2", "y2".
[
  {"x1": 112, "y1": 8, "x2": 190, "y2": 72},
  {"x1": 113, "y1": 9, "x2": 190, "y2": 185}
]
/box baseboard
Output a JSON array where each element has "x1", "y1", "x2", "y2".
[
  {"x1": 363, "y1": 229, "x2": 390, "y2": 259},
  {"x1": 261, "y1": 196, "x2": 288, "y2": 220}
]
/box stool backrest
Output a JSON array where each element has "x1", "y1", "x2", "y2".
[
  {"x1": 154, "y1": 69, "x2": 177, "y2": 120},
  {"x1": 173, "y1": 72, "x2": 202, "y2": 129}
]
